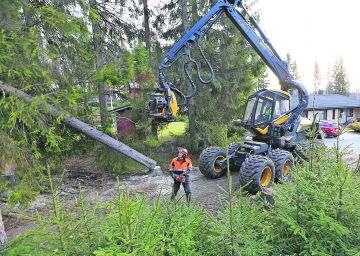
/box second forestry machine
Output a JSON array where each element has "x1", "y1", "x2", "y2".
[{"x1": 149, "y1": 0, "x2": 322, "y2": 194}]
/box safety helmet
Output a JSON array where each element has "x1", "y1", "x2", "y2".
[{"x1": 179, "y1": 148, "x2": 188, "y2": 157}]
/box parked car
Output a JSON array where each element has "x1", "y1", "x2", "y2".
[{"x1": 319, "y1": 121, "x2": 341, "y2": 138}]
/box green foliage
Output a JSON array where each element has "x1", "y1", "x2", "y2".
[
  {"x1": 133, "y1": 44, "x2": 151, "y2": 76},
  {"x1": 267, "y1": 147, "x2": 360, "y2": 255},
  {"x1": 0, "y1": 0, "x2": 95, "y2": 206},
  {"x1": 94, "y1": 64, "x2": 125, "y2": 86},
  {"x1": 348, "y1": 122, "x2": 360, "y2": 132},
  {"x1": 144, "y1": 136, "x2": 162, "y2": 148},
  {"x1": 327, "y1": 57, "x2": 350, "y2": 96},
  {"x1": 158, "y1": 121, "x2": 188, "y2": 142},
  {"x1": 204, "y1": 124, "x2": 229, "y2": 148},
  {"x1": 95, "y1": 145, "x2": 143, "y2": 174},
  {"x1": 126, "y1": 52, "x2": 136, "y2": 82},
  {"x1": 5, "y1": 179, "x2": 210, "y2": 256},
  {"x1": 331, "y1": 57, "x2": 350, "y2": 96},
  {"x1": 205, "y1": 195, "x2": 272, "y2": 256},
  {"x1": 93, "y1": 45, "x2": 155, "y2": 90},
  {"x1": 94, "y1": 179, "x2": 209, "y2": 256},
  {"x1": 5, "y1": 170, "x2": 105, "y2": 256}
]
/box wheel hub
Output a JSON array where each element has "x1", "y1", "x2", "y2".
[
  {"x1": 260, "y1": 166, "x2": 272, "y2": 187},
  {"x1": 282, "y1": 160, "x2": 291, "y2": 176},
  {"x1": 213, "y1": 156, "x2": 225, "y2": 173}
]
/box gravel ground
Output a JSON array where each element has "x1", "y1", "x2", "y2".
[
  {"x1": 324, "y1": 131, "x2": 360, "y2": 155},
  {"x1": 323, "y1": 131, "x2": 360, "y2": 167}
]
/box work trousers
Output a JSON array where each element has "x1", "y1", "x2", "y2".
[{"x1": 171, "y1": 175, "x2": 191, "y2": 201}]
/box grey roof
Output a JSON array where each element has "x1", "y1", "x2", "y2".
[
  {"x1": 307, "y1": 94, "x2": 360, "y2": 109},
  {"x1": 292, "y1": 93, "x2": 360, "y2": 110}
]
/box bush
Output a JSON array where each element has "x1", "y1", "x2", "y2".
[
  {"x1": 348, "y1": 121, "x2": 360, "y2": 132},
  {"x1": 94, "y1": 183, "x2": 210, "y2": 255},
  {"x1": 95, "y1": 145, "x2": 143, "y2": 174},
  {"x1": 204, "y1": 194, "x2": 272, "y2": 256},
  {"x1": 266, "y1": 146, "x2": 360, "y2": 255},
  {"x1": 144, "y1": 136, "x2": 162, "y2": 148}
]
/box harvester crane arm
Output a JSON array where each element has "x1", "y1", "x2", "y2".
[{"x1": 150, "y1": 0, "x2": 308, "y2": 129}]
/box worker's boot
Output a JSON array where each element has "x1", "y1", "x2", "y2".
[{"x1": 186, "y1": 192, "x2": 191, "y2": 204}]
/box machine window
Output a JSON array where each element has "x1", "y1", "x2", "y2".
[
  {"x1": 254, "y1": 98, "x2": 273, "y2": 125},
  {"x1": 243, "y1": 98, "x2": 256, "y2": 123},
  {"x1": 274, "y1": 99, "x2": 290, "y2": 118}
]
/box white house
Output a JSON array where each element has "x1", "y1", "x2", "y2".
[{"x1": 302, "y1": 94, "x2": 360, "y2": 123}]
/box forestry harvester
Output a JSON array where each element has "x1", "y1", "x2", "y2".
[{"x1": 148, "y1": 0, "x2": 323, "y2": 194}]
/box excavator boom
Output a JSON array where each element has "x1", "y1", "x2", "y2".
[{"x1": 150, "y1": 0, "x2": 308, "y2": 129}]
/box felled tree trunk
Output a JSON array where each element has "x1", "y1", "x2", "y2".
[{"x1": 0, "y1": 81, "x2": 157, "y2": 169}]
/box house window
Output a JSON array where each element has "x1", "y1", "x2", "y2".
[
  {"x1": 323, "y1": 110, "x2": 327, "y2": 120},
  {"x1": 340, "y1": 108, "x2": 344, "y2": 118},
  {"x1": 347, "y1": 108, "x2": 354, "y2": 117},
  {"x1": 332, "y1": 109, "x2": 336, "y2": 119}
]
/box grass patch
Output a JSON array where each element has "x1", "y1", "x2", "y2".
[{"x1": 158, "y1": 121, "x2": 187, "y2": 142}]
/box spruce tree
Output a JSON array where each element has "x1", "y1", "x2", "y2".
[
  {"x1": 286, "y1": 53, "x2": 301, "y2": 80},
  {"x1": 326, "y1": 68, "x2": 335, "y2": 94},
  {"x1": 313, "y1": 60, "x2": 321, "y2": 93},
  {"x1": 332, "y1": 57, "x2": 350, "y2": 96}
]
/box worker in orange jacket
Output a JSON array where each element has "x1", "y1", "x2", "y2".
[{"x1": 169, "y1": 148, "x2": 193, "y2": 202}]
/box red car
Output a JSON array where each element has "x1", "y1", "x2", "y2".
[{"x1": 319, "y1": 121, "x2": 341, "y2": 138}]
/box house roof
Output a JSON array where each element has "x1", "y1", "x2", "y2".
[
  {"x1": 307, "y1": 94, "x2": 360, "y2": 109},
  {"x1": 292, "y1": 93, "x2": 360, "y2": 110}
]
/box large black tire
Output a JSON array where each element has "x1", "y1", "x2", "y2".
[
  {"x1": 199, "y1": 147, "x2": 227, "y2": 178},
  {"x1": 239, "y1": 155, "x2": 275, "y2": 194},
  {"x1": 269, "y1": 149, "x2": 293, "y2": 182}
]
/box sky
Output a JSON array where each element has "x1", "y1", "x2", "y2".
[{"x1": 255, "y1": 0, "x2": 360, "y2": 92}]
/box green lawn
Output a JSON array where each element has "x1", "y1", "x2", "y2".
[{"x1": 158, "y1": 121, "x2": 187, "y2": 141}]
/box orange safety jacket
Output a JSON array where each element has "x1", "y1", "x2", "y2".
[{"x1": 169, "y1": 157, "x2": 193, "y2": 171}]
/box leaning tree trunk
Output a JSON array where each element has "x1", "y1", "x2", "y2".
[{"x1": 0, "y1": 81, "x2": 157, "y2": 169}]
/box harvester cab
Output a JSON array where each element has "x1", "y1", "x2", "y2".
[{"x1": 243, "y1": 89, "x2": 291, "y2": 137}]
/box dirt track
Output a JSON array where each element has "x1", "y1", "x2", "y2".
[
  {"x1": 4, "y1": 166, "x2": 240, "y2": 240},
  {"x1": 64, "y1": 167, "x2": 241, "y2": 214}
]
